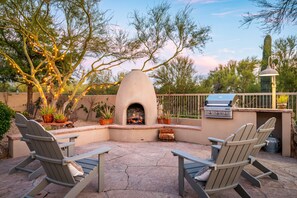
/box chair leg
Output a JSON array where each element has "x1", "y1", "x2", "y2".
[
  {"x1": 9, "y1": 156, "x2": 34, "y2": 174},
  {"x1": 234, "y1": 183, "x2": 251, "y2": 198},
  {"x1": 23, "y1": 178, "x2": 49, "y2": 197},
  {"x1": 241, "y1": 170, "x2": 261, "y2": 188},
  {"x1": 98, "y1": 154, "x2": 105, "y2": 192},
  {"x1": 252, "y1": 160, "x2": 278, "y2": 180},
  {"x1": 64, "y1": 168, "x2": 98, "y2": 198},
  {"x1": 178, "y1": 157, "x2": 185, "y2": 196},
  {"x1": 68, "y1": 138, "x2": 76, "y2": 157},
  {"x1": 28, "y1": 166, "x2": 44, "y2": 181},
  {"x1": 185, "y1": 173, "x2": 209, "y2": 198},
  {"x1": 211, "y1": 147, "x2": 219, "y2": 160}
]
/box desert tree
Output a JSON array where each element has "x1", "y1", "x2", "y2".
[
  {"x1": 0, "y1": 0, "x2": 140, "y2": 112},
  {"x1": 0, "y1": 0, "x2": 210, "y2": 113},
  {"x1": 0, "y1": 16, "x2": 47, "y2": 111},
  {"x1": 242, "y1": 0, "x2": 297, "y2": 33},
  {"x1": 273, "y1": 35, "x2": 297, "y2": 91},
  {"x1": 200, "y1": 58, "x2": 260, "y2": 93},
  {"x1": 151, "y1": 56, "x2": 199, "y2": 94},
  {"x1": 131, "y1": 3, "x2": 211, "y2": 72}
]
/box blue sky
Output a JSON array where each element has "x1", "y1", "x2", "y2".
[{"x1": 100, "y1": 0, "x2": 295, "y2": 75}]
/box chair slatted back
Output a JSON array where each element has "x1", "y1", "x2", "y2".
[
  {"x1": 205, "y1": 123, "x2": 257, "y2": 192},
  {"x1": 15, "y1": 113, "x2": 35, "y2": 151},
  {"x1": 26, "y1": 120, "x2": 76, "y2": 185},
  {"x1": 251, "y1": 117, "x2": 276, "y2": 157}
]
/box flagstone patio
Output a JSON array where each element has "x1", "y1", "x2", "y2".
[{"x1": 1, "y1": 141, "x2": 297, "y2": 198}]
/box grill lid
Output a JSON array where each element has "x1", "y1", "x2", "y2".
[{"x1": 205, "y1": 94, "x2": 237, "y2": 107}]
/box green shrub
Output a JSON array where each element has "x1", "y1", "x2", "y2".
[{"x1": 0, "y1": 102, "x2": 14, "y2": 140}]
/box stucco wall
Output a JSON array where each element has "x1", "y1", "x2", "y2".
[
  {"x1": 0, "y1": 92, "x2": 40, "y2": 112},
  {"x1": 75, "y1": 95, "x2": 116, "y2": 121},
  {"x1": 0, "y1": 92, "x2": 116, "y2": 122}
]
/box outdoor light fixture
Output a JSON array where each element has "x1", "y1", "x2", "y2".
[
  {"x1": 259, "y1": 66, "x2": 279, "y2": 76},
  {"x1": 259, "y1": 56, "x2": 279, "y2": 109}
]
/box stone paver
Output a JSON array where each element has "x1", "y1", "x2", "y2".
[{"x1": 1, "y1": 141, "x2": 297, "y2": 198}]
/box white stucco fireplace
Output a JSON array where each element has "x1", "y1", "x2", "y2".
[
  {"x1": 109, "y1": 69, "x2": 160, "y2": 142},
  {"x1": 114, "y1": 69, "x2": 158, "y2": 125}
]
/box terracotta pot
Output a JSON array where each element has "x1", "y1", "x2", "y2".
[
  {"x1": 163, "y1": 118, "x2": 171, "y2": 124},
  {"x1": 42, "y1": 114, "x2": 54, "y2": 123},
  {"x1": 277, "y1": 103, "x2": 287, "y2": 109},
  {"x1": 157, "y1": 118, "x2": 163, "y2": 124},
  {"x1": 99, "y1": 118, "x2": 113, "y2": 125},
  {"x1": 55, "y1": 118, "x2": 67, "y2": 123},
  {"x1": 157, "y1": 118, "x2": 171, "y2": 124}
]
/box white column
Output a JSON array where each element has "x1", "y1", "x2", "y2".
[{"x1": 271, "y1": 76, "x2": 276, "y2": 109}]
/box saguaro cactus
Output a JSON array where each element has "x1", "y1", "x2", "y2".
[{"x1": 261, "y1": 35, "x2": 272, "y2": 92}]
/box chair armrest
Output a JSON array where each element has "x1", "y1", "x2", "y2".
[
  {"x1": 212, "y1": 145, "x2": 221, "y2": 150},
  {"x1": 21, "y1": 137, "x2": 30, "y2": 143},
  {"x1": 56, "y1": 134, "x2": 79, "y2": 141},
  {"x1": 63, "y1": 146, "x2": 111, "y2": 164},
  {"x1": 59, "y1": 142, "x2": 75, "y2": 149},
  {"x1": 172, "y1": 149, "x2": 216, "y2": 168},
  {"x1": 208, "y1": 137, "x2": 224, "y2": 145},
  {"x1": 248, "y1": 155, "x2": 256, "y2": 164}
]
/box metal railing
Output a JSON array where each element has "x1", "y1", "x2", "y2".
[{"x1": 157, "y1": 93, "x2": 297, "y2": 120}]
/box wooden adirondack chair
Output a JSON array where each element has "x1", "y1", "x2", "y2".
[
  {"x1": 9, "y1": 113, "x2": 78, "y2": 180},
  {"x1": 172, "y1": 123, "x2": 257, "y2": 198},
  {"x1": 209, "y1": 117, "x2": 277, "y2": 188},
  {"x1": 23, "y1": 120, "x2": 111, "y2": 197}
]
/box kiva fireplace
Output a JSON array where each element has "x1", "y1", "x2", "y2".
[{"x1": 114, "y1": 69, "x2": 158, "y2": 125}]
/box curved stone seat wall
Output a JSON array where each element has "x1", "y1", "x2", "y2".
[{"x1": 8, "y1": 124, "x2": 201, "y2": 158}]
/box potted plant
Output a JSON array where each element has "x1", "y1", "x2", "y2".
[
  {"x1": 40, "y1": 105, "x2": 56, "y2": 123},
  {"x1": 157, "y1": 110, "x2": 171, "y2": 124},
  {"x1": 277, "y1": 95, "x2": 288, "y2": 109},
  {"x1": 162, "y1": 110, "x2": 171, "y2": 124},
  {"x1": 93, "y1": 101, "x2": 114, "y2": 125},
  {"x1": 98, "y1": 105, "x2": 114, "y2": 125},
  {"x1": 54, "y1": 112, "x2": 67, "y2": 123}
]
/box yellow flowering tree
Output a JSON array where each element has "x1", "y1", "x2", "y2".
[{"x1": 0, "y1": 1, "x2": 210, "y2": 113}]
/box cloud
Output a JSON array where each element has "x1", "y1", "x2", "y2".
[
  {"x1": 177, "y1": 0, "x2": 223, "y2": 4},
  {"x1": 219, "y1": 48, "x2": 235, "y2": 54},
  {"x1": 212, "y1": 10, "x2": 241, "y2": 16},
  {"x1": 192, "y1": 55, "x2": 225, "y2": 75},
  {"x1": 211, "y1": 9, "x2": 243, "y2": 17}
]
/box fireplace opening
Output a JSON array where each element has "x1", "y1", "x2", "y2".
[{"x1": 127, "y1": 103, "x2": 145, "y2": 125}]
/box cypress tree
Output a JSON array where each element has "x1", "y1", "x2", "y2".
[{"x1": 261, "y1": 35, "x2": 272, "y2": 92}]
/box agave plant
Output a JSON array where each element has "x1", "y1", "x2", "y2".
[
  {"x1": 54, "y1": 112, "x2": 67, "y2": 123},
  {"x1": 92, "y1": 99, "x2": 114, "y2": 119},
  {"x1": 40, "y1": 105, "x2": 56, "y2": 116},
  {"x1": 99, "y1": 105, "x2": 114, "y2": 119}
]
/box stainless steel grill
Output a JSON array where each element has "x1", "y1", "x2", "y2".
[{"x1": 204, "y1": 94, "x2": 238, "y2": 119}]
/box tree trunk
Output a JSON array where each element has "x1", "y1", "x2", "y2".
[{"x1": 26, "y1": 83, "x2": 34, "y2": 113}]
